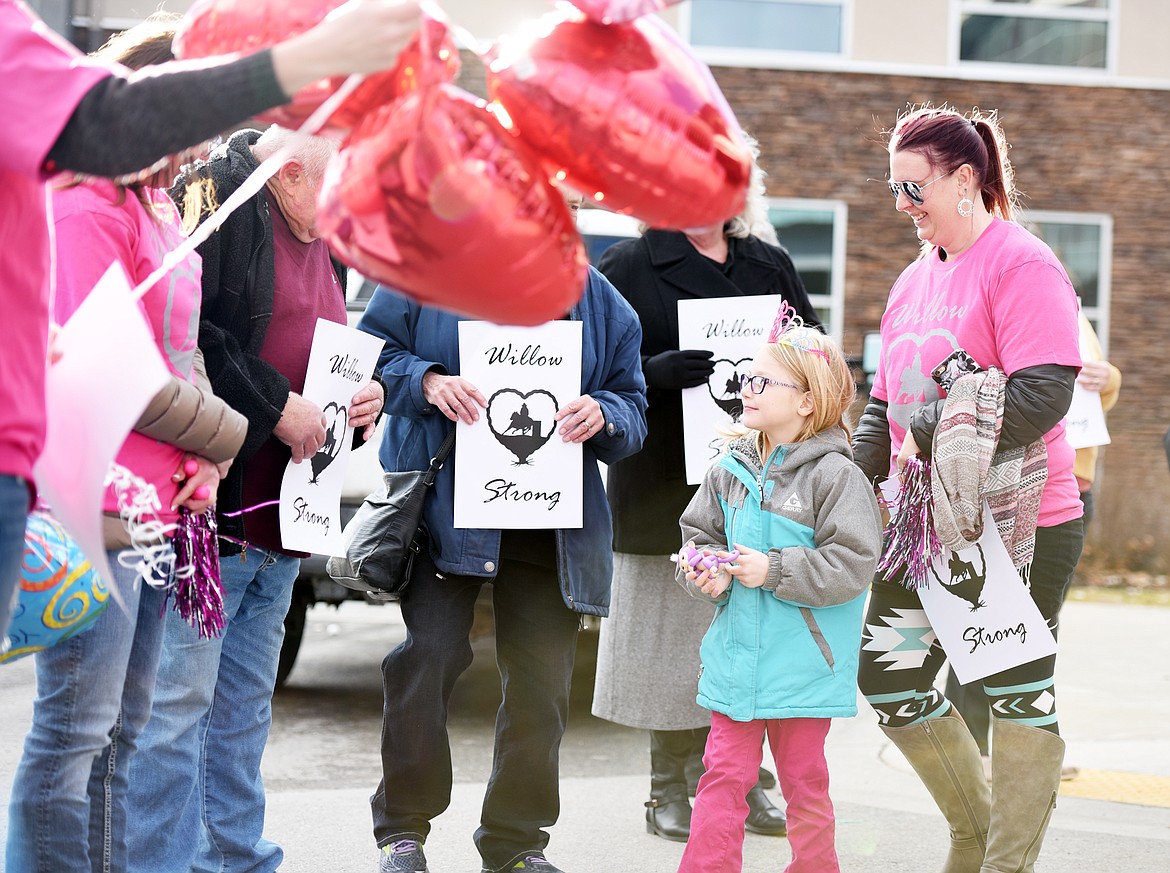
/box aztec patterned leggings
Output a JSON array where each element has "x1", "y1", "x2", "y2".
[{"x1": 858, "y1": 519, "x2": 1084, "y2": 734}]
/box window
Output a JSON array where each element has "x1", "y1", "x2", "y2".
[
  {"x1": 958, "y1": 0, "x2": 1112, "y2": 70},
  {"x1": 1020, "y1": 210, "x2": 1113, "y2": 354},
  {"x1": 768, "y1": 199, "x2": 847, "y2": 340},
  {"x1": 686, "y1": 0, "x2": 845, "y2": 55}
]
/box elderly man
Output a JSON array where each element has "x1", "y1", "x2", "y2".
[{"x1": 125, "y1": 126, "x2": 384, "y2": 873}]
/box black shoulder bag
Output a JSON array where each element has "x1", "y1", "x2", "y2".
[{"x1": 327, "y1": 428, "x2": 455, "y2": 599}]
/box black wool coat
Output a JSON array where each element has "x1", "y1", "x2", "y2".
[{"x1": 598, "y1": 229, "x2": 819, "y2": 554}]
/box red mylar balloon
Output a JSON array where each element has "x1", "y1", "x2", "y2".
[
  {"x1": 173, "y1": 0, "x2": 458, "y2": 131},
  {"x1": 558, "y1": 0, "x2": 684, "y2": 25},
  {"x1": 486, "y1": 9, "x2": 750, "y2": 229},
  {"x1": 317, "y1": 84, "x2": 588, "y2": 326}
]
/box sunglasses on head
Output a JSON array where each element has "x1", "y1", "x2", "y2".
[{"x1": 887, "y1": 170, "x2": 952, "y2": 205}]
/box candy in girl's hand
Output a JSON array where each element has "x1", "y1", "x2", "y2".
[
  {"x1": 184, "y1": 459, "x2": 200, "y2": 478},
  {"x1": 193, "y1": 485, "x2": 211, "y2": 501}
]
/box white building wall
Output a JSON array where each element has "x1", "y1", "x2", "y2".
[{"x1": 852, "y1": 0, "x2": 949, "y2": 66}]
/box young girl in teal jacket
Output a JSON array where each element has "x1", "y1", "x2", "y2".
[{"x1": 676, "y1": 319, "x2": 882, "y2": 873}]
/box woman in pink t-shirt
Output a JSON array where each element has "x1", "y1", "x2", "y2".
[
  {"x1": 852, "y1": 106, "x2": 1084, "y2": 873},
  {"x1": 4, "y1": 20, "x2": 250, "y2": 873}
]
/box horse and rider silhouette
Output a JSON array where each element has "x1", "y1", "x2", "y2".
[{"x1": 506, "y1": 402, "x2": 540, "y2": 438}]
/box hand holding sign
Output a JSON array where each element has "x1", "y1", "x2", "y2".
[
  {"x1": 555, "y1": 394, "x2": 605, "y2": 443},
  {"x1": 422, "y1": 372, "x2": 487, "y2": 425},
  {"x1": 274, "y1": 393, "x2": 328, "y2": 464},
  {"x1": 347, "y1": 379, "x2": 385, "y2": 440}
]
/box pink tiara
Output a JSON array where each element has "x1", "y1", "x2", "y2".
[{"x1": 767, "y1": 301, "x2": 829, "y2": 361}]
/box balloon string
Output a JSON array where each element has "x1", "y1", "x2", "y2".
[
  {"x1": 127, "y1": 73, "x2": 366, "y2": 305},
  {"x1": 220, "y1": 499, "x2": 281, "y2": 518},
  {"x1": 213, "y1": 500, "x2": 283, "y2": 551}
]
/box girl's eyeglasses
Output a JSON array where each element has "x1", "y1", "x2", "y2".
[
  {"x1": 887, "y1": 171, "x2": 952, "y2": 205},
  {"x1": 740, "y1": 374, "x2": 803, "y2": 395}
]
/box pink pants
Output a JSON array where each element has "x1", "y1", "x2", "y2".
[{"x1": 677, "y1": 713, "x2": 837, "y2": 873}]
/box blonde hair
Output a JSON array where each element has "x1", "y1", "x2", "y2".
[
  {"x1": 725, "y1": 323, "x2": 856, "y2": 456},
  {"x1": 725, "y1": 132, "x2": 778, "y2": 245}
]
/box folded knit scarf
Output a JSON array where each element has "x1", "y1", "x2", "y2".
[{"x1": 930, "y1": 368, "x2": 1047, "y2": 570}]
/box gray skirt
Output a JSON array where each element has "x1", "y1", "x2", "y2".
[{"x1": 591, "y1": 551, "x2": 714, "y2": 730}]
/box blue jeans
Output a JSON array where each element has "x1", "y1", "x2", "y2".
[
  {"x1": 6, "y1": 549, "x2": 169, "y2": 873},
  {"x1": 371, "y1": 549, "x2": 581, "y2": 872},
  {"x1": 0, "y1": 474, "x2": 31, "y2": 643},
  {"x1": 126, "y1": 547, "x2": 298, "y2": 873}
]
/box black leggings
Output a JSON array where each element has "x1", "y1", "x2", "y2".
[{"x1": 858, "y1": 519, "x2": 1083, "y2": 734}]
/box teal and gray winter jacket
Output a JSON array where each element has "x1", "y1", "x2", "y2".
[{"x1": 677, "y1": 428, "x2": 882, "y2": 721}]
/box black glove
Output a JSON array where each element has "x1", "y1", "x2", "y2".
[{"x1": 642, "y1": 349, "x2": 716, "y2": 390}]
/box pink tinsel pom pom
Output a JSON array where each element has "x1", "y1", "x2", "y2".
[
  {"x1": 169, "y1": 508, "x2": 226, "y2": 638},
  {"x1": 877, "y1": 456, "x2": 943, "y2": 590}
]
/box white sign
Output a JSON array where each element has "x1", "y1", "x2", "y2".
[
  {"x1": 35, "y1": 264, "x2": 170, "y2": 602},
  {"x1": 1063, "y1": 384, "x2": 1110, "y2": 450},
  {"x1": 677, "y1": 296, "x2": 786, "y2": 484},
  {"x1": 279, "y1": 319, "x2": 383, "y2": 554},
  {"x1": 454, "y1": 321, "x2": 583, "y2": 529},
  {"x1": 918, "y1": 503, "x2": 1057, "y2": 684}
]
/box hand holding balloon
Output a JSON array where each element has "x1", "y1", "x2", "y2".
[{"x1": 174, "y1": 0, "x2": 433, "y2": 130}]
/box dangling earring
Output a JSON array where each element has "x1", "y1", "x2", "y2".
[{"x1": 957, "y1": 193, "x2": 975, "y2": 217}]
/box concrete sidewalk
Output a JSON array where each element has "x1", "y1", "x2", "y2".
[{"x1": 262, "y1": 597, "x2": 1170, "y2": 873}]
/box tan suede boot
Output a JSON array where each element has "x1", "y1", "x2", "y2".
[
  {"x1": 882, "y1": 713, "x2": 991, "y2": 873},
  {"x1": 980, "y1": 719, "x2": 1065, "y2": 873}
]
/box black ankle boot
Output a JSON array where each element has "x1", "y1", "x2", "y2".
[
  {"x1": 745, "y1": 783, "x2": 787, "y2": 836},
  {"x1": 645, "y1": 784, "x2": 692, "y2": 842},
  {"x1": 648, "y1": 730, "x2": 694, "y2": 841}
]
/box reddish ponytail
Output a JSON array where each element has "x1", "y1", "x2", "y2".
[{"x1": 888, "y1": 105, "x2": 1017, "y2": 220}]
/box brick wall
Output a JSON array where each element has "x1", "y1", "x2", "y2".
[{"x1": 713, "y1": 66, "x2": 1170, "y2": 570}]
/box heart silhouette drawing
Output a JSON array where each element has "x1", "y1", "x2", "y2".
[
  {"x1": 309, "y1": 401, "x2": 347, "y2": 483},
  {"x1": 486, "y1": 389, "x2": 559, "y2": 465},
  {"x1": 707, "y1": 358, "x2": 751, "y2": 422}
]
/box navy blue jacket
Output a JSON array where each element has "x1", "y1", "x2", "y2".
[{"x1": 357, "y1": 267, "x2": 648, "y2": 616}]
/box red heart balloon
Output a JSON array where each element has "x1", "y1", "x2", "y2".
[
  {"x1": 559, "y1": 0, "x2": 684, "y2": 24},
  {"x1": 486, "y1": 10, "x2": 750, "y2": 229},
  {"x1": 317, "y1": 84, "x2": 588, "y2": 326},
  {"x1": 173, "y1": 0, "x2": 458, "y2": 131}
]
